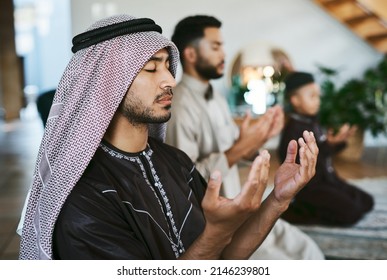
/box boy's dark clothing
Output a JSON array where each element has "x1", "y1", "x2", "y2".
[{"x1": 278, "y1": 113, "x2": 374, "y2": 226}]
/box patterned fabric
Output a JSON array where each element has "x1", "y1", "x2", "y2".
[{"x1": 19, "y1": 14, "x2": 179, "y2": 260}]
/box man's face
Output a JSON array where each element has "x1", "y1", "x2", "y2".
[
  {"x1": 290, "y1": 83, "x2": 321, "y2": 116},
  {"x1": 119, "y1": 48, "x2": 176, "y2": 125},
  {"x1": 194, "y1": 27, "x2": 225, "y2": 80}
]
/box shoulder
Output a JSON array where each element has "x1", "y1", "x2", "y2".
[
  {"x1": 148, "y1": 138, "x2": 206, "y2": 197},
  {"x1": 171, "y1": 82, "x2": 203, "y2": 113},
  {"x1": 80, "y1": 151, "x2": 116, "y2": 188},
  {"x1": 168, "y1": 84, "x2": 202, "y2": 128},
  {"x1": 172, "y1": 82, "x2": 194, "y2": 105},
  {"x1": 149, "y1": 137, "x2": 194, "y2": 167}
]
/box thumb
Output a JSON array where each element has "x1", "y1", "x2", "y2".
[
  {"x1": 284, "y1": 139, "x2": 298, "y2": 163},
  {"x1": 241, "y1": 110, "x2": 252, "y2": 131},
  {"x1": 204, "y1": 170, "x2": 222, "y2": 202}
]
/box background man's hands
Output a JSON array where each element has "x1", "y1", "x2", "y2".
[{"x1": 227, "y1": 105, "x2": 285, "y2": 164}]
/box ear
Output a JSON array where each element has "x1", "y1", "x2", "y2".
[
  {"x1": 183, "y1": 46, "x2": 197, "y2": 64},
  {"x1": 290, "y1": 93, "x2": 301, "y2": 109}
]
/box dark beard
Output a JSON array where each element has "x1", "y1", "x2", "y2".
[
  {"x1": 119, "y1": 92, "x2": 172, "y2": 126},
  {"x1": 121, "y1": 107, "x2": 171, "y2": 126},
  {"x1": 195, "y1": 56, "x2": 224, "y2": 80}
]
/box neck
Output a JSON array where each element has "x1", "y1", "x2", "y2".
[
  {"x1": 103, "y1": 113, "x2": 148, "y2": 153},
  {"x1": 289, "y1": 112, "x2": 316, "y2": 124}
]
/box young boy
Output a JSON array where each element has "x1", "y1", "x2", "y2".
[{"x1": 278, "y1": 71, "x2": 374, "y2": 226}]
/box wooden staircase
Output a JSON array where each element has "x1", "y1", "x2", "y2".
[{"x1": 314, "y1": 0, "x2": 387, "y2": 53}]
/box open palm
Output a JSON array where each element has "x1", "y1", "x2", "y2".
[{"x1": 273, "y1": 131, "x2": 318, "y2": 204}]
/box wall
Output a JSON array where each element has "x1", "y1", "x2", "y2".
[
  {"x1": 70, "y1": 0, "x2": 384, "y2": 84},
  {"x1": 14, "y1": 0, "x2": 72, "y2": 94},
  {"x1": 69, "y1": 0, "x2": 386, "y2": 146},
  {"x1": 0, "y1": 0, "x2": 24, "y2": 120}
]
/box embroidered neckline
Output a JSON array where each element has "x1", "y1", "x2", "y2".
[
  {"x1": 99, "y1": 141, "x2": 152, "y2": 159},
  {"x1": 99, "y1": 140, "x2": 185, "y2": 257}
]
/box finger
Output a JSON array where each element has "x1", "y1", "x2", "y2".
[
  {"x1": 299, "y1": 133, "x2": 317, "y2": 178},
  {"x1": 284, "y1": 139, "x2": 298, "y2": 163},
  {"x1": 254, "y1": 111, "x2": 274, "y2": 134},
  {"x1": 298, "y1": 136, "x2": 311, "y2": 165},
  {"x1": 260, "y1": 107, "x2": 275, "y2": 122},
  {"x1": 349, "y1": 125, "x2": 357, "y2": 134},
  {"x1": 309, "y1": 131, "x2": 319, "y2": 157},
  {"x1": 346, "y1": 126, "x2": 357, "y2": 138},
  {"x1": 273, "y1": 105, "x2": 284, "y2": 119},
  {"x1": 244, "y1": 155, "x2": 262, "y2": 188},
  {"x1": 265, "y1": 107, "x2": 276, "y2": 121},
  {"x1": 303, "y1": 131, "x2": 319, "y2": 156},
  {"x1": 251, "y1": 150, "x2": 270, "y2": 205},
  {"x1": 297, "y1": 137, "x2": 312, "y2": 182},
  {"x1": 268, "y1": 124, "x2": 283, "y2": 139},
  {"x1": 271, "y1": 108, "x2": 284, "y2": 128},
  {"x1": 297, "y1": 144, "x2": 308, "y2": 183},
  {"x1": 297, "y1": 135, "x2": 306, "y2": 150},
  {"x1": 340, "y1": 123, "x2": 350, "y2": 135},
  {"x1": 203, "y1": 170, "x2": 222, "y2": 205},
  {"x1": 241, "y1": 110, "x2": 252, "y2": 131},
  {"x1": 265, "y1": 107, "x2": 277, "y2": 124},
  {"x1": 240, "y1": 154, "x2": 265, "y2": 200}
]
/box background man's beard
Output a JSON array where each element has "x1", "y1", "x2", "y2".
[{"x1": 195, "y1": 60, "x2": 224, "y2": 80}]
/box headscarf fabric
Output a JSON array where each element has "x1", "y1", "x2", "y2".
[{"x1": 19, "y1": 14, "x2": 179, "y2": 259}]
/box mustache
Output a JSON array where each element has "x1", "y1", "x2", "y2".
[{"x1": 156, "y1": 87, "x2": 173, "y2": 100}]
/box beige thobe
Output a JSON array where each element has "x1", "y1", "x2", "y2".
[{"x1": 166, "y1": 74, "x2": 324, "y2": 260}]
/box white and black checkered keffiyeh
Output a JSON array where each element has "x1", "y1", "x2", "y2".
[{"x1": 19, "y1": 14, "x2": 179, "y2": 260}]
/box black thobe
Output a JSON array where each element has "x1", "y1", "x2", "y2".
[
  {"x1": 277, "y1": 113, "x2": 374, "y2": 226},
  {"x1": 53, "y1": 137, "x2": 207, "y2": 259}
]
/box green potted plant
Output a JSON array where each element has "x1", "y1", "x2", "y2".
[{"x1": 317, "y1": 56, "x2": 387, "y2": 161}]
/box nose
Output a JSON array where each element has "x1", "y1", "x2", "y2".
[
  {"x1": 160, "y1": 69, "x2": 176, "y2": 89},
  {"x1": 219, "y1": 46, "x2": 226, "y2": 60}
]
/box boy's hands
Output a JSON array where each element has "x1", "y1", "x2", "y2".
[{"x1": 327, "y1": 123, "x2": 357, "y2": 145}]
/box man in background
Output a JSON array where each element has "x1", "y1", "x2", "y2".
[{"x1": 166, "y1": 15, "x2": 324, "y2": 259}]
